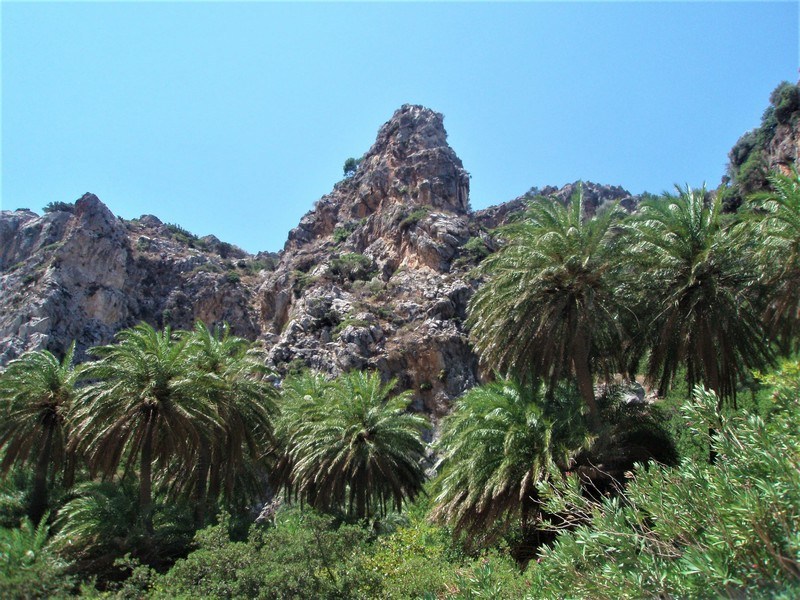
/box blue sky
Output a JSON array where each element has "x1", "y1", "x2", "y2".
[{"x1": 2, "y1": 1, "x2": 798, "y2": 254}]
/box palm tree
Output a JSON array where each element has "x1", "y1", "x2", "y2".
[
  {"x1": 0, "y1": 343, "x2": 78, "y2": 523},
  {"x1": 748, "y1": 168, "x2": 800, "y2": 352},
  {"x1": 72, "y1": 323, "x2": 220, "y2": 533},
  {"x1": 277, "y1": 370, "x2": 428, "y2": 520},
  {"x1": 183, "y1": 322, "x2": 278, "y2": 527},
  {"x1": 431, "y1": 378, "x2": 588, "y2": 545},
  {"x1": 627, "y1": 186, "x2": 772, "y2": 403},
  {"x1": 467, "y1": 188, "x2": 627, "y2": 428}
]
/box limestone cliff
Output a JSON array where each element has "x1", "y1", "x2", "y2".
[{"x1": 0, "y1": 195, "x2": 266, "y2": 363}]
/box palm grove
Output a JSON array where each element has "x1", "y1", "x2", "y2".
[{"x1": 2, "y1": 93, "x2": 800, "y2": 596}]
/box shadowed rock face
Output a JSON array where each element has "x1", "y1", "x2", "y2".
[
  {"x1": 1, "y1": 104, "x2": 646, "y2": 415},
  {"x1": 0, "y1": 194, "x2": 262, "y2": 364}
]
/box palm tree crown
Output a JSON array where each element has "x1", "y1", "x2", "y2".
[
  {"x1": 0, "y1": 343, "x2": 78, "y2": 522},
  {"x1": 73, "y1": 323, "x2": 220, "y2": 532},
  {"x1": 183, "y1": 322, "x2": 278, "y2": 525},
  {"x1": 432, "y1": 378, "x2": 588, "y2": 543},
  {"x1": 748, "y1": 169, "x2": 800, "y2": 351},
  {"x1": 277, "y1": 370, "x2": 428, "y2": 520},
  {"x1": 468, "y1": 188, "x2": 626, "y2": 427},
  {"x1": 628, "y1": 186, "x2": 772, "y2": 400}
]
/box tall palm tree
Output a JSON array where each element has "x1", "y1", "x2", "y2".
[
  {"x1": 431, "y1": 378, "x2": 588, "y2": 544},
  {"x1": 467, "y1": 188, "x2": 627, "y2": 428},
  {"x1": 72, "y1": 323, "x2": 220, "y2": 533},
  {"x1": 183, "y1": 322, "x2": 278, "y2": 527},
  {"x1": 748, "y1": 169, "x2": 800, "y2": 352},
  {"x1": 627, "y1": 186, "x2": 772, "y2": 403},
  {"x1": 0, "y1": 343, "x2": 78, "y2": 523},
  {"x1": 277, "y1": 370, "x2": 428, "y2": 520}
]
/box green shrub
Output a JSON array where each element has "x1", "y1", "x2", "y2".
[
  {"x1": 151, "y1": 510, "x2": 379, "y2": 600},
  {"x1": 225, "y1": 271, "x2": 241, "y2": 285},
  {"x1": 399, "y1": 206, "x2": 431, "y2": 230},
  {"x1": 333, "y1": 220, "x2": 362, "y2": 244},
  {"x1": 292, "y1": 270, "x2": 316, "y2": 297},
  {"x1": 165, "y1": 223, "x2": 204, "y2": 249},
  {"x1": 360, "y1": 517, "x2": 458, "y2": 599},
  {"x1": 0, "y1": 515, "x2": 73, "y2": 599},
  {"x1": 343, "y1": 157, "x2": 362, "y2": 178},
  {"x1": 770, "y1": 81, "x2": 800, "y2": 125},
  {"x1": 329, "y1": 253, "x2": 374, "y2": 282},
  {"x1": 42, "y1": 201, "x2": 74, "y2": 214},
  {"x1": 527, "y1": 378, "x2": 800, "y2": 599},
  {"x1": 332, "y1": 317, "x2": 370, "y2": 337},
  {"x1": 242, "y1": 257, "x2": 277, "y2": 274}
]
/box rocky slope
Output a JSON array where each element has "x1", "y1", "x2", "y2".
[
  {"x1": 0, "y1": 196, "x2": 271, "y2": 364},
  {"x1": 0, "y1": 104, "x2": 649, "y2": 412}
]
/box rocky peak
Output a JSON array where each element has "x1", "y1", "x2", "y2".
[
  {"x1": 285, "y1": 105, "x2": 470, "y2": 252},
  {"x1": 357, "y1": 104, "x2": 470, "y2": 214}
]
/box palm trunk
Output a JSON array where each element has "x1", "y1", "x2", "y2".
[
  {"x1": 700, "y1": 331, "x2": 722, "y2": 464},
  {"x1": 573, "y1": 331, "x2": 600, "y2": 430},
  {"x1": 208, "y1": 457, "x2": 222, "y2": 520},
  {"x1": 29, "y1": 426, "x2": 54, "y2": 524},
  {"x1": 62, "y1": 448, "x2": 76, "y2": 491},
  {"x1": 140, "y1": 413, "x2": 156, "y2": 534},
  {"x1": 193, "y1": 444, "x2": 211, "y2": 529}
]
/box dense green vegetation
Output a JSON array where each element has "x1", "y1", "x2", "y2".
[
  {"x1": 720, "y1": 81, "x2": 799, "y2": 211},
  {"x1": 3, "y1": 126, "x2": 800, "y2": 595}
]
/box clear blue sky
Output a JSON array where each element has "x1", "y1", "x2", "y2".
[{"x1": 2, "y1": 1, "x2": 798, "y2": 254}]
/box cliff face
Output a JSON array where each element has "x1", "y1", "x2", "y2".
[
  {"x1": 258, "y1": 105, "x2": 480, "y2": 414},
  {"x1": 0, "y1": 195, "x2": 265, "y2": 363},
  {"x1": 0, "y1": 104, "x2": 635, "y2": 413}
]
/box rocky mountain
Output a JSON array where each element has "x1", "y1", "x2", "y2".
[
  {"x1": 721, "y1": 81, "x2": 800, "y2": 210},
  {"x1": 0, "y1": 104, "x2": 676, "y2": 413},
  {"x1": 0, "y1": 197, "x2": 271, "y2": 364}
]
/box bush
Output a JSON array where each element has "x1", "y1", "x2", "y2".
[
  {"x1": 329, "y1": 253, "x2": 374, "y2": 282},
  {"x1": 42, "y1": 201, "x2": 74, "y2": 214},
  {"x1": 343, "y1": 157, "x2": 362, "y2": 178},
  {"x1": 360, "y1": 517, "x2": 459, "y2": 599},
  {"x1": 165, "y1": 223, "x2": 203, "y2": 248},
  {"x1": 151, "y1": 510, "x2": 379, "y2": 599},
  {"x1": 0, "y1": 516, "x2": 72, "y2": 599},
  {"x1": 399, "y1": 206, "x2": 431, "y2": 230},
  {"x1": 770, "y1": 81, "x2": 800, "y2": 125},
  {"x1": 527, "y1": 379, "x2": 800, "y2": 598},
  {"x1": 292, "y1": 270, "x2": 316, "y2": 297},
  {"x1": 333, "y1": 220, "x2": 362, "y2": 244}
]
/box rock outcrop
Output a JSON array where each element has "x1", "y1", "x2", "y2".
[
  {"x1": 0, "y1": 195, "x2": 266, "y2": 363},
  {"x1": 258, "y1": 105, "x2": 481, "y2": 414}
]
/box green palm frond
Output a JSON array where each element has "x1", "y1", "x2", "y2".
[
  {"x1": 72, "y1": 322, "x2": 223, "y2": 532},
  {"x1": 432, "y1": 378, "x2": 589, "y2": 543},
  {"x1": 0, "y1": 343, "x2": 78, "y2": 522},
  {"x1": 468, "y1": 186, "x2": 627, "y2": 425},
  {"x1": 627, "y1": 186, "x2": 772, "y2": 400},
  {"x1": 747, "y1": 169, "x2": 800, "y2": 349},
  {"x1": 276, "y1": 370, "x2": 427, "y2": 519}
]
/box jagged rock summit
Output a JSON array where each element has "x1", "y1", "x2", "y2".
[
  {"x1": 285, "y1": 104, "x2": 470, "y2": 251},
  {"x1": 258, "y1": 105, "x2": 483, "y2": 413}
]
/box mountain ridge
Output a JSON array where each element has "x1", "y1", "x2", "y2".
[{"x1": 3, "y1": 95, "x2": 796, "y2": 411}]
